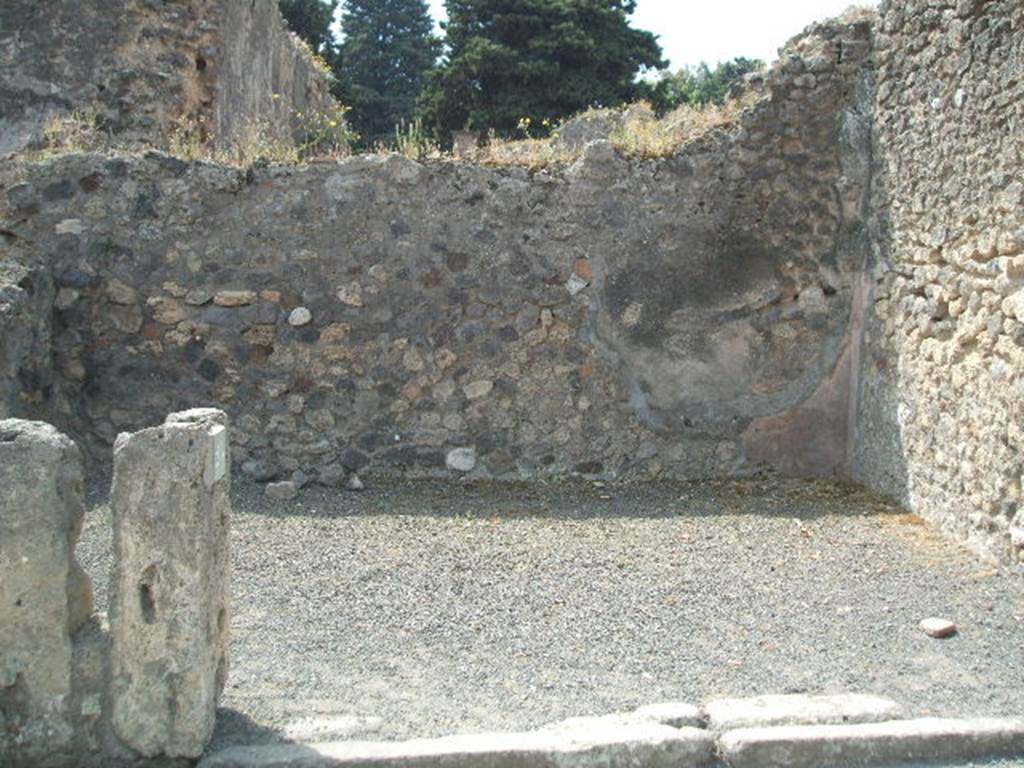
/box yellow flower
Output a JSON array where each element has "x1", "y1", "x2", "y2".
[{"x1": 328, "y1": 120, "x2": 338, "y2": 128}]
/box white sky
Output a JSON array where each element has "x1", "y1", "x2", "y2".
[{"x1": 424, "y1": 0, "x2": 877, "y2": 71}]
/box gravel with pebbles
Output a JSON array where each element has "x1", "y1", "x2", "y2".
[{"x1": 76, "y1": 477, "x2": 1024, "y2": 756}]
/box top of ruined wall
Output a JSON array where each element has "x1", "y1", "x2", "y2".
[{"x1": 0, "y1": 0, "x2": 337, "y2": 155}]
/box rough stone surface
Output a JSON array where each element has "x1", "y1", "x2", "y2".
[
  {"x1": 0, "y1": 419, "x2": 92, "y2": 764},
  {"x1": 854, "y1": 0, "x2": 1024, "y2": 563},
  {"x1": 0, "y1": 260, "x2": 55, "y2": 421},
  {"x1": 198, "y1": 722, "x2": 715, "y2": 768},
  {"x1": 718, "y1": 717, "x2": 1024, "y2": 768},
  {"x1": 705, "y1": 693, "x2": 902, "y2": 731},
  {"x1": 0, "y1": 0, "x2": 336, "y2": 154},
  {"x1": 108, "y1": 408, "x2": 231, "y2": 758}
]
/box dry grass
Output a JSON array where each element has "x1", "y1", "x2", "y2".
[
  {"x1": 473, "y1": 91, "x2": 761, "y2": 170},
  {"x1": 17, "y1": 89, "x2": 759, "y2": 173},
  {"x1": 611, "y1": 94, "x2": 758, "y2": 159},
  {"x1": 24, "y1": 103, "x2": 355, "y2": 169},
  {"x1": 476, "y1": 136, "x2": 576, "y2": 171},
  {"x1": 38, "y1": 109, "x2": 114, "y2": 155}
]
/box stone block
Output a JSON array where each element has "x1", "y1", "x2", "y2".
[
  {"x1": 705, "y1": 693, "x2": 901, "y2": 731},
  {"x1": 198, "y1": 721, "x2": 715, "y2": 768},
  {"x1": 108, "y1": 409, "x2": 231, "y2": 759},
  {"x1": 718, "y1": 717, "x2": 1024, "y2": 768},
  {"x1": 0, "y1": 419, "x2": 92, "y2": 759}
]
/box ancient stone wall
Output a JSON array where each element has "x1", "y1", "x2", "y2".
[
  {"x1": 0, "y1": 245, "x2": 55, "y2": 421},
  {"x1": 0, "y1": 0, "x2": 336, "y2": 155},
  {"x1": 854, "y1": 0, "x2": 1024, "y2": 563},
  {"x1": 0, "y1": 14, "x2": 875, "y2": 485},
  {"x1": 0, "y1": 410, "x2": 231, "y2": 767}
]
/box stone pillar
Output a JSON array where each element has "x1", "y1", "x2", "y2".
[
  {"x1": 108, "y1": 408, "x2": 231, "y2": 759},
  {"x1": 0, "y1": 419, "x2": 93, "y2": 758}
]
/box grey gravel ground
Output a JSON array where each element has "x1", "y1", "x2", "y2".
[{"x1": 77, "y1": 477, "x2": 1024, "y2": 762}]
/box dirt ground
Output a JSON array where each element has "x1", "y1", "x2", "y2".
[{"x1": 77, "y1": 476, "x2": 1024, "y2": 757}]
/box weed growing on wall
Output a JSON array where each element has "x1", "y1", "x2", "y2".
[
  {"x1": 288, "y1": 32, "x2": 335, "y2": 79},
  {"x1": 292, "y1": 105, "x2": 357, "y2": 159},
  {"x1": 391, "y1": 118, "x2": 440, "y2": 160},
  {"x1": 168, "y1": 114, "x2": 211, "y2": 161},
  {"x1": 39, "y1": 109, "x2": 110, "y2": 155},
  {"x1": 167, "y1": 104, "x2": 356, "y2": 165}
]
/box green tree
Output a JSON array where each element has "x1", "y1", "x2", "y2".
[
  {"x1": 279, "y1": 0, "x2": 341, "y2": 62},
  {"x1": 420, "y1": 0, "x2": 665, "y2": 141},
  {"x1": 339, "y1": 0, "x2": 440, "y2": 147},
  {"x1": 642, "y1": 57, "x2": 764, "y2": 115}
]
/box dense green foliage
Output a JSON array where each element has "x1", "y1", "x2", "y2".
[
  {"x1": 338, "y1": 0, "x2": 440, "y2": 147},
  {"x1": 419, "y1": 0, "x2": 665, "y2": 140},
  {"x1": 642, "y1": 57, "x2": 764, "y2": 115},
  {"x1": 278, "y1": 0, "x2": 761, "y2": 148}
]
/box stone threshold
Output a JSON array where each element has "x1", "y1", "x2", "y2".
[{"x1": 199, "y1": 694, "x2": 1024, "y2": 768}]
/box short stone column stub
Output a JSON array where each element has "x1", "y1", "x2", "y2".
[
  {"x1": 108, "y1": 408, "x2": 231, "y2": 759},
  {"x1": 0, "y1": 419, "x2": 92, "y2": 758}
]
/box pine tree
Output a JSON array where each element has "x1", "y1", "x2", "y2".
[
  {"x1": 419, "y1": 0, "x2": 665, "y2": 141},
  {"x1": 339, "y1": 0, "x2": 440, "y2": 147}
]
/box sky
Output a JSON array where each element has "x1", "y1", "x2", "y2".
[{"x1": 423, "y1": 0, "x2": 877, "y2": 71}]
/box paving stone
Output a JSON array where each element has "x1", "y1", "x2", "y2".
[
  {"x1": 718, "y1": 717, "x2": 1024, "y2": 768},
  {"x1": 705, "y1": 693, "x2": 902, "y2": 731}
]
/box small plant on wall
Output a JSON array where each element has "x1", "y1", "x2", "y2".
[{"x1": 292, "y1": 104, "x2": 357, "y2": 159}]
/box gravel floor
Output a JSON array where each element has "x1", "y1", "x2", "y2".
[{"x1": 77, "y1": 477, "x2": 1024, "y2": 760}]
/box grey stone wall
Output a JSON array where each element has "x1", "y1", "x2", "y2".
[
  {"x1": 0, "y1": 13, "x2": 875, "y2": 486},
  {"x1": 854, "y1": 0, "x2": 1024, "y2": 563},
  {"x1": 0, "y1": 253, "x2": 55, "y2": 421},
  {"x1": 213, "y1": 0, "x2": 339, "y2": 152},
  {"x1": 0, "y1": 0, "x2": 336, "y2": 155}
]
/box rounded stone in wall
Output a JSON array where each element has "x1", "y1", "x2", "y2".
[{"x1": 288, "y1": 307, "x2": 312, "y2": 326}]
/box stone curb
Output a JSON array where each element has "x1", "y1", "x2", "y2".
[
  {"x1": 199, "y1": 715, "x2": 1024, "y2": 768},
  {"x1": 718, "y1": 717, "x2": 1024, "y2": 768},
  {"x1": 705, "y1": 693, "x2": 902, "y2": 731},
  {"x1": 198, "y1": 722, "x2": 715, "y2": 768}
]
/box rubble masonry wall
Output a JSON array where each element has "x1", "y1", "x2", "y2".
[{"x1": 854, "y1": 0, "x2": 1024, "y2": 563}]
